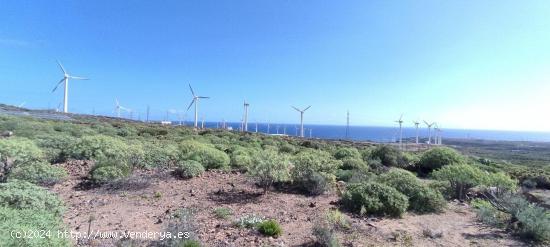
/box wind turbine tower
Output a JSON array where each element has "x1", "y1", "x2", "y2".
[
  {"x1": 52, "y1": 60, "x2": 89, "y2": 113},
  {"x1": 292, "y1": 105, "x2": 311, "y2": 137},
  {"x1": 413, "y1": 121, "x2": 420, "y2": 144},
  {"x1": 186, "y1": 84, "x2": 209, "y2": 128},
  {"x1": 395, "y1": 114, "x2": 404, "y2": 150},
  {"x1": 424, "y1": 121, "x2": 435, "y2": 145},
  {"x1": 242, "y1": 101, "x2": 250, "y2": 132}
]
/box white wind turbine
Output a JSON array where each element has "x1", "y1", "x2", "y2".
[
  {"x1": 395, "y1": 114, "x2": 404, "y2": 149},
  {"x1": 242, "y1": 100, "x2": 250, "y2": 132},
  {"x1": 424, "y1": 120, "x2": 435, "y2": 145},
  {"x1": 51, "y1": 60, "x2": 89, "y2": 113},
  {"x1": 292, "y1": 105, "x2": 311, "y2": 137},
  {"x1": 114, "y1": 99, "x2": 131, "y2": 118},
  {"x1": 186, "y1": 84, "x2": 209, "y2": 128},
  {"x1": 413, "y1": 120, "x2": 420, "y2": 144}
]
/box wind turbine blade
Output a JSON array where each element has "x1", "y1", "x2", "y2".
[
  {"x1": 52, "y1": 78, "x2": 65, "y2": 92},
  {"x1": 115, "y1": 98, "x2": 119, "y2": 106},
  {"x1": 186, "y1": 99, "x2": 195, "y2": 111},
  {"x1": 69, "y1": 76, "x2": 89, "y2": 80},
  {"x1": 188, "y1": 84, "x2": 196, "y2": 97},
  {"x1": 56, "y1": 60, "x2": 67, "y2": 74},
  {"x1": 423, "y1": 120, "x2": 429, "y2": 126},
  {"x1": 303, "y1": 105, "x2": 311, "y2": 112},
  {"x1": 198, "y1": 96, "x2": 209, "y2": 99},
  {"x1": 291, "y1": 106, "x2": 300, "y2": 112},
  {"x1": 399, "y1": 113, "x2": 403, "y2": 121}
]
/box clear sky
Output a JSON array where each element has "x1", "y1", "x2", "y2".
[{"x1": 1, "y1": 1, "x2": 550, "y2": 131}]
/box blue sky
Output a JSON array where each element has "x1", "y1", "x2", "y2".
[{"x1": 1, "y1": 1, "x2": 550, "y2": 131}]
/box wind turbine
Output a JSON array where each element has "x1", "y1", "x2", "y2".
[
  {"x1": 395, "y1": 114, "x2": 404, "y2": 150},
  {"x1": 292, "y1": 105, "x2": 311, "y2": 137},
  {"x1": 242, "y1": 100, "x2": 250, "y2": 132},
  {"x1": 434, "y1": 123, "x2": 443, "y2": 145},
  {"x1": 51, "y1": 60, "x2": 89, "y2": 113},
  {"x1": 17, "y1": 102, "x2": 26, "y2": 108},
  {"x1": 413, "y1": 120, "x2": 420, "y2": 144},
  {"x1": 186, "y1": 84, "x2": 209, "y2": 128},
  {"x1": 424, "y1": 120, "x2": 435, "y2": 145},
  {"x1": 114, "y1": 99, "x2": 131, "y2": 118}
]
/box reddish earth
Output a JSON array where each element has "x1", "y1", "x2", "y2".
[{"x1": 50, "y1": 161, "x2": 527, "y2": 247}]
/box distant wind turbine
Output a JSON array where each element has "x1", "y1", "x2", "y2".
[
  {"x1": 424, "y1": 120, "x2": 435, "y2": 145},
  {"x1": 17, "y1": 102, "x2": 26, "y2": 108},
  {"x1": 395, "y1": 114, "x2": 404, "y2": 150},
  {"x1": 242, "y1": 100, "x2": 250, "y2": 132},
  {"x1": 186, "y1": 84, "x2": 209, "y2": 128},
  {"x1": 51, "y1": 60, "x2": 89, "y2": 113},
  {"x1": 292, "y1": 105, "x2": 311, "y2": 137},
  {"x1": 413, "y1": 120, "x2": 420, "y2": 144},
  {"x1": 115, "y1": 99, "x2": 131, "y2": 118}
]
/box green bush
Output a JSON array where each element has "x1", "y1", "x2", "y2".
[
  {"x1": 257, "y1": 219, "x2": 283, "y2": 237},
  {"x1": 369, "y1": 145, "x2": 408, "y2": 168},
  {"x1": 340, "y1": 157, "x2": 368, "y2": 171},
  {"x1": 213, "y1": 207, "x2": 233, "y2": 220},
  {"x1": 174, "y1": 160, "x2": 205, "y2": 179},
  {"x1": 234, "y1": 214, "x2": 265, "y2": 228},
  {"x1": 247, "y1": 149, "x2": 291, "y2": 193},
  {"x1": 8, "y1": 161, "x2": 67, "y2": 185},
  {"x1": 486, "y1": 172, "x2": 518, "y2": 195},
  {"x1": 515, "y1": 204, "x2": 550, "y2": 241},
  {"x1": 142, "y1": 142, "x2": 179, "y2": 168},
  {"x1": 69, "y1": 135, "x2": 131, "y2": 162},
  {"x1": 334, "y1": 147, "x2": 361, "y2": 160},
  {"x1": 325, "y1": 209, "x2": 351, "y2": 230},
  {"x1": 313, "y1": 219, "x2": 342, "y2": 247},
  {"x1": 341, "y1": 182, "x2": 408, "y2": 217},
  {"x1": 179, "y1": 140, "x2": 230, "y2": 170},
  {"x1": 180, "y1": 240, "x2": 201, "y2": 247},
  {"x1": 279, "y1": 143, "x2": 296, "y2": 154},
  {"x1": 0, "y1": 207, "x2": 70, "y2": 247},
  {"x1": 0, "y1": 137, "x2": 43, "y2": 164},
  {"x1": 90, "y1": 160, "x2": 131, "y2": 184},
  {"x1": 418, "y1": 147, "x2": 463, "y2": 174},
  {"x1": 35, "y1": 134, "x2": 76, "y2": 163},
  {"x1": 0, "y1": 180, "x2": 64, "y2": 216},
  {"x1": 379, "y1": 168, "x2": 445, "y2": 213},
  {"x1": 431, "y1": 164, "x2": 487, "y2": 200},
  {"x1": 292, "y1": 149, "x2": 342, "y2": 195},
  {"x1": 229, "y1": 146, "x2": 258, "y2": 170}
]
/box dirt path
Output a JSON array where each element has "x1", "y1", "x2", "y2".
[{"x1": 50, "y1": 166, "x2": 526, "y2": 247}]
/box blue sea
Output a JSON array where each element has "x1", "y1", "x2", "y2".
[{"x1": 174, "y1": 121, "x2": 550, "y2": 143}]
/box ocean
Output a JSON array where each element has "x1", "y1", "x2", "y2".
[{"x1": 174, "y1": 121, "x2": 550, "y2": 143}]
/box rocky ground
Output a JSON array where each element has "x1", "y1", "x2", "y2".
[{"x1": 50, "y1": 161, "x2": 528, "y2": 247}]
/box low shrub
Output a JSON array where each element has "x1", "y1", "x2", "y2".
[
  {"x1": 292, "y1": 149, "x2": 341, "y2": 195},
  {"x1": 8, "y1": 161, "x2": 67, "y2": 185},
  {"x1": 69, "y1": 135, "x2": 131, "y2": 163},
  {"x1": 234, "y1": 214, "x2": 265, "y2": 228},
  {"x1": 379, "y1": 168, "x2": 446, "y2": 213},
  {"x1": 0, "y1": 137, "x2": 43, "y2": 164},
  {"x1": 257, "y1": 219, "x2": 283, "y2": 237},
  {"x1": 369, "y1": 145, "x2": 407, "y2": 168},
  {"x1": 431, "y1": 164, "x2": 487, "y2": 200},
  {"x1": 229, "y1": 146, "x2": 257, "y2": 170},
  {"x1": 417, "y1": 147, "x2": 463, "y2": 174},
  {"x1": 334, "y1": 147, "x2": 361, "y2": 160},
  {"x1": 340, "y1": 157, "x2": 368, "y2": 171},
  {"x1": 341, "y1": 182, "x2": 408, "y2": 217},
  {"x1": 213, "y1": 207, "x2": 233, "y2": 220},
  {"x1": 174, "y1": 160, "x2": 204, "y2": 179},
  {"x1": 247, "y1": 149, "x2": 291, "y2": 193},
  {"x1": 325, "y1": 209, "x2": 351, "y2": 230},
  {"x1": 0, "y1": 207, "x2": 70, "y2": 247},
  {"x1": 0, "y1": 180, "x2": 64, "y2": 216},
  {"x1": 142, "y1": 142, "x2": 179, "y2": 168},
  {"x1": 90, "y1": 160, "x2": 131, "y2": 184},
  {"x1": 313, "y1": 220, "x2": 341, "y2": 247},
  {"x1": 179, "y1": 140, "x2": 230, "y2": 170},
  {"x1": 279, "y1": 143, "x2": 296, "y2": 154},
  {"x1": 35, "y1": 134, "x2": 76, "y2": 163},
  {"x1": 473, "y1": 194, "x2": 550, "y2": 242}
]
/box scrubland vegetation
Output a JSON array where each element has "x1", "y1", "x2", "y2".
[{"x1": 0, "y1": 112, "x2": 548, "y2": 246}]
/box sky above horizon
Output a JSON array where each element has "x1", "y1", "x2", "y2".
[{"x1": 1, "y1": 1, "x2": 550, "y2": 132}]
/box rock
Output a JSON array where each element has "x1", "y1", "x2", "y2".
[
  {"x1": 309, "y1": 202, "x2": 316, "y2": 208},
  {"x1": 155, "y1": 218, "x2": 163, "y2": 224}
]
